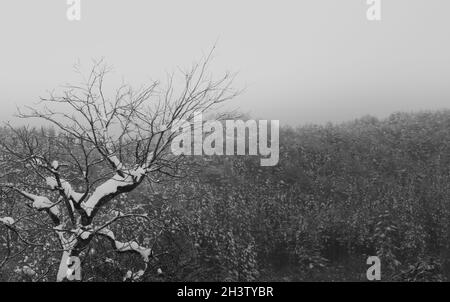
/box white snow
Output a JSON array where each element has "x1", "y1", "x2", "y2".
[
  {"x1": 123, "y1": 270, "x2": 132, "y2": 281},
  {"x1": 112, "y1": 210, "x2": 124, "y2": 217},
  {"x1": 130, "y1": 167, "x2": 146, "y2": 179},
  {"x1": 32, "y1": 157, "x2": 44, "y2": 166},
  {"x1": 123, "y1": 269, "x2": 145, "y2": 281},
  {"x1": 56, "y1": 251, "x2": 71, "y2": 282},
  {"x1": 134, "y1": 270, "x2": 145, "y2": 280},
  {"x1": 82, "y1": 171, "x2": 143, "y2": 216},
  {"x1": 51, "y1": 160, "x2": 59, "y2": 170},
  {"x1": 73, "y1": 227, "x2": 92, "y2": 240},
  {"x1": 0, "y1": 217, "x2": 15, "y2": 225},
  {"x1": 109, "y1": 155, "x2": 124, "y2": 171},
  {"x1": 46, "y1": 177, "x2": 58, "y2": 189},
  {"x1": 99, "y1": 228, "x2": 151, "y2": 262},
  {"x1": 36, "y1": 197, "x2": 59, "y2": 216},
  {"x1": 60, "y1": 180, "x2": 83, "y2": 203},
  {"x1": 80, "y1": 231, "x2": 91, "y2": 240},
  {"x1": 21, "y1": 191, "x2": 60, "y2": 217},
  {"x1": 46, "y1": 177, "x2": 83, "y2": 204},
  {"x1": 22, "y1": 266, "x2": 36, "y2": 276}
]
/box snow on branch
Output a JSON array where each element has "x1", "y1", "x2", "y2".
[
  {"x1": 20, "y1": 191, "x2": 60, "y2": 217},
  {"x1": 0, "y1": 217, "x2": 15, "y2": 225},
  {"x1": 51, "y1": 160, "x2": 59, "y2": 170},
  {"x1": 81, "y1": 168, "x2": 147, "y2": 217},
  {"x1": 108, "y1": 155, "x2": 124, "y2": 172},
  {"x1": 54, "y1": 224, "x2": 77, "y2": 251},
  {"x1": 46, "y1": 177, "x2": 83, "y2": 204},
  {"x1": 97, "y1": 228, "x2": 152, "y2": 262}
]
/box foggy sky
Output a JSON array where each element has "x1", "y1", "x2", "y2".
[{"x1": 1, "y1": 0, "x2": 449, "y2": 126}]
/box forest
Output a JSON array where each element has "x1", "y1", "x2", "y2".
[{"x1": 2, "y1": 107, "x2": 450, "y2": 281}]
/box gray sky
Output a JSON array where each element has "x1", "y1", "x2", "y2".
[{"x1": 1, "y1": 0, "x2": 449, "y2": 126}]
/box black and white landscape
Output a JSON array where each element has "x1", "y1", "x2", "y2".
[{"x1": 1, "y1": 1, "x2": 450, "y2": 282}]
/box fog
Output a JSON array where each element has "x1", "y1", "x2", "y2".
[{"x1": 1, "y1": 0, "x2": 449, "y2": 126}]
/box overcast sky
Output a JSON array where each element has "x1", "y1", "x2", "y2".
[{"x1": 1, "y1": 0, "x2": 449, "y2": 126}]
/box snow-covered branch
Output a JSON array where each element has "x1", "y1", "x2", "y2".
[
  {"x1": 0, "y1": 186, "x2": 61, "y2": 226},
  {"x1": 97, "y1": 228, "x2": 152, "y2": 262},
  {"x1": 0, "y1": 54, "x2": 237, "y2": 281},
  {"x1": 19, "y1": 191, "x2": 60, "y2": 217},
  {"x1": 46, "y1": 177, "x2": 83, "y2": 206},
  {"x1": 0, "y1": 217, "x2": 15, "y2": 226},
  {"x1": 81, "y1": 167, "x2": 147, "y2": 218}
]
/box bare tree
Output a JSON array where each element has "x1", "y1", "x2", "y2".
[{"x1": 0, "y1": 52, "x2": 238, "y2": 281}]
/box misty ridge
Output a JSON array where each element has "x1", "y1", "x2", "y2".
[{"x1": 2, "y1": 55, "x2": 450, "y2": 282}]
